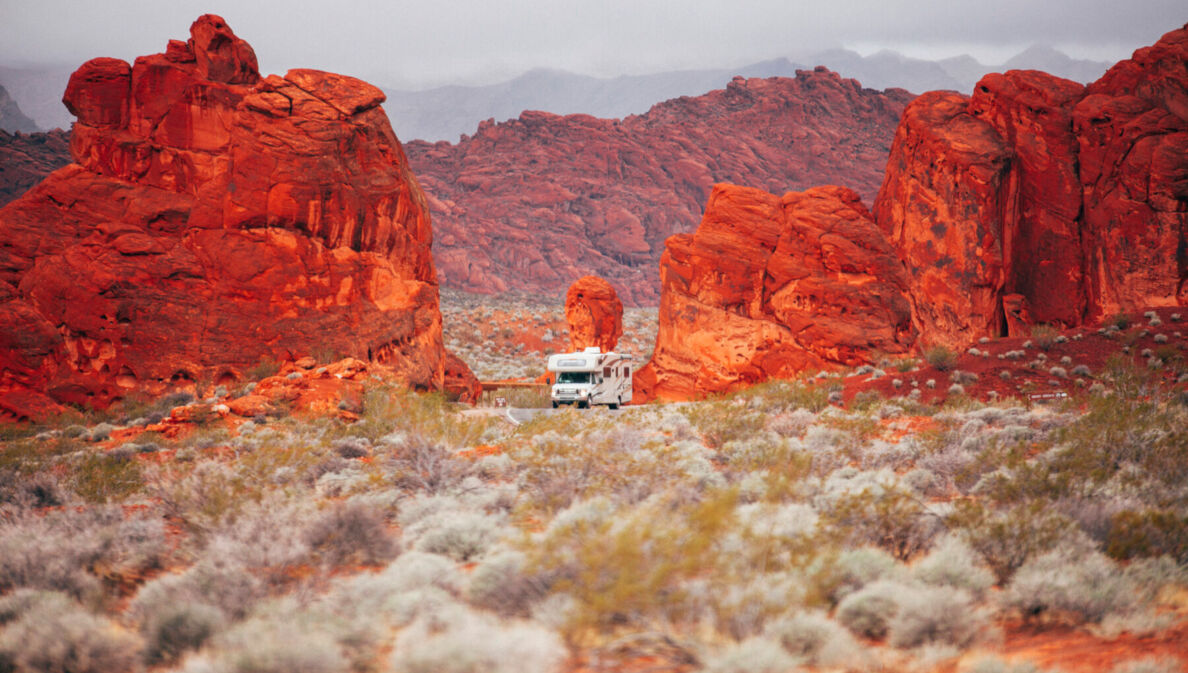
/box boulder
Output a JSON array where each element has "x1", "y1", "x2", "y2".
[{"x1": 565, "y1": 276, "x2": 623, "y2": 353}]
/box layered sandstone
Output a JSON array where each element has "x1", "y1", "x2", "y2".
[
  {"x1": 564, "y1": 276, "x2": 623, "y2": 353},
  {"x1": 874, "y1": 23, "x2": 1188, "y2": 347},
  {"x1": 0, "y1": 15, "x2": 451, "y2": 420},
  {"x1": 407, "y1": 69, "x2": 913, "y2": 305},
  {"x1": 635, "y1": 183, "x2": 914, "y2": 402}
]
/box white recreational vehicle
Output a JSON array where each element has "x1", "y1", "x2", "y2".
[{"x1": 546, "y1": 347, "x2": 633, "y2": 409}]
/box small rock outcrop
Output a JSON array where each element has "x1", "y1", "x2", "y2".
[
  {"x1": 565, "y1": 276, "x2": 623, "y2": 354},
  {"x1": 636, "y1": 183, "x2": 914, "y2": 402},
  {"x1": 0, "y1": 128, "x2": 70, "y2": 206},
  {"x1": 0, "y1": 15, "x2": 445, "y2": 420}
]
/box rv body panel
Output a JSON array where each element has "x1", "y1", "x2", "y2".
[{"x1": 546, "y1": 347, "x2": 633, "y2": 408}]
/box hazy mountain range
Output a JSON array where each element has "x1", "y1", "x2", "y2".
[{"x1": 0, "y1": 46, "x2": 1111, "y2": 140}]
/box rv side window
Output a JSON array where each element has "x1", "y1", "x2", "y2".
[
  {"x1": 624, "y1": 366, "x2": 630, "y2": 376},
  {"x1": 557, "y1": 371, "x2": 591, "y2": 384},
  {"x1": 603, "y1": 366, "x2": 611, "y2": 378}
]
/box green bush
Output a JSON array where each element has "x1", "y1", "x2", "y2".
[
  {"x1": 924, "y1": 346, "x2": 959, "y2": 372},
  {"x1": 947, "y1": 501, "x2": 1080, "y2": 583},
  {"x1": 1003, "y1": 549, "x2": 1138, "y2": 623}
]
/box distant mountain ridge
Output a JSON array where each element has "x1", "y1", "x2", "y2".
[
  {"x1": 382, "y1": 46, "x2": 1111, "y2": 142},
  {"x1": 0, "y1": 84, "x2": 39, "y2": 133},
  {"x1": 0, "y1": 46, "x2": 1112, "y2": 142}
]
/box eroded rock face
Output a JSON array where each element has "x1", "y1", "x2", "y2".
[
  {"x1": 636, "y1": 183, "x2": 914, "y2": 402},
  {"x1": 565, "y1": 276, "x2": 623, "y2": 353},
  {"x1": 1074, "y1": 25, "x2": 1188, "y2": 316},
  {"x1": 875, "y1": 24, "x2": 1188, "y2": 347},
  {"x1": 407, "y1": 69, "x2": 913, "y2": 305},
  {"x1": 0, "y1": 15, "x2": 442, "y2": 420}
]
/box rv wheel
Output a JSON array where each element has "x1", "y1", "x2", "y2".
[
  {"x1": 578, "y1": 400, "x2": 588, "y2": 409},
  {"x1": 609, "y1": 398, "x2": 620, "y2": 410},
  {"x1": 552, "y1": 402, "x2": 558, "y2": 409}
]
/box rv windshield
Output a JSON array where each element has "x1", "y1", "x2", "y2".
[{"x1": 556, "y1": 371, "x2": 591, "y2": 384}]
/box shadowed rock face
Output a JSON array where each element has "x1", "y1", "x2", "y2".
[
  {"x1": 0, "y1": 15, "x2": 449, "y2": 420},
  {"x1": 565, "y1": 276, "x2": 623, "y2": 354},
  {"x1": 874, "y1": 23, "x2": 1188, "y2": 348},
  {"x1": 635, "y1": 183, "x2": 914, "y2": 402},
  {"x1": 406, "y1": 68, "x2": 914, "y2": 305}
]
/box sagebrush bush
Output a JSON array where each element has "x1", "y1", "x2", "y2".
[
  {"x1": 765, "y1": 610, "x2": 863, "y2": 667},
  {"x1": 700, "y1": 637, "x2": 799, "y2": 673},
  {"x1": 141, "y1": 601, "x2": 224, "y2": 665},
  {"x1": 912, "y1": 535, "x2": 995, "y2": 599},
  {"x1": 948, "y1": 501, "x2": 1081, "y2": 583},
  {"x1": 836, "y1": 579, "x2": 903, "y2": 639},
  {"x1": 390, "y1": 609, "x2": 567, "y2": 673},
  {"x1": 0, "y1": 591, "x2": 142, "y2": 673},
  {"x1": 197, "y1": 608, "x2": 350, "y2": 673},
  {"x1": 888, "y1": 583, "x2": 986, "y2": 648},
  {"x1": 304, "y1": 500, "x2": 399, "y2": 566},
  {"x1": 131, "y1": 557, "x2": 266, "y2": 623},
  {"x1": 1003, "y1": 548, "x2": 1138, "y2": 623},
  {"x1": 0, "y1": 505, "x2": 165, "y2": 600},
  {"x1": 466, "y1": 550, "x2": 552, "y2": 617},
  {"x1": 813, "y1": 546, "x2": 900, "y2": 605}
]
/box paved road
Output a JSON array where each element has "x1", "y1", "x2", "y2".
[{"x1": 503, "y1": 406, "x2": 624, "y2": 425}]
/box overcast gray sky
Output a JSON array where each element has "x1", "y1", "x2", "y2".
[{"x1": 0, "y1": 0, "x2": 1183, "y2": 88}]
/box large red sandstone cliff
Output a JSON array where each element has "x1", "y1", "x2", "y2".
[
  {"x1": 407, "y1": 69, "x2": 913, "y2": 305},
  {"x1": 641, "y1": 24, "x2": 1188, "y2": 400},
  {"x1": 0, "y1": 16, "x2": 448, "y2": 420},
  {"x1": 875, "y1": 23, "x2": 1188, "y2": 347},
  {"x1": 635, "y1": 183, "x2": 914, "y2": 401}
]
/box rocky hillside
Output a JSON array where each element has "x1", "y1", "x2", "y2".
[
  {"x1": 406, "y1": 68, "x2": 913, "y2": 305},
  {"x1": 0, "y1": 128, "x2": 69, "y2": 206}
]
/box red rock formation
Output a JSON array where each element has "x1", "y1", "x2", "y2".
[
  {"x1": 0, "y1": 15, "x2": 444, "y2": 421},
  {"x1": 874, "y1": 90, "x2": 1015, "y2": 347},
  {"x1": 1074, "y1": 25, "x2": 1188, "y2": 315},
  {"x1": 637, "y1": 183, "x2": 914, "y2": 402},
  {"x1": 0, "y1": 129, "x2": 70, "y2": 206},
  {"x1": 565, "y1": 276, "x2": 623, "y2": 353},
  {"x1": 876, "y1": 23, "x2": 1188, "y2": 347},
  {"x1": 407, "y1": 69, "x2": 913, "y2": 305},
  {"x1": 443, "y1": 351, "x2": 482, "y2": 404}
]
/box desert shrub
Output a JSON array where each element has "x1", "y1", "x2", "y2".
[
  {"x1": 836, "y1": 579, "x2": 904, "y2": 639},
  {"x1": 819, "y1": 484, "x2": 941, "y2": 560},
  {"x1": 198, "y1": 609, "x2": 349, "y2": 673},
  {"x1": 1105, "y1": 509, "x2": 1188, "y2": 563},
  {"x1": 332, "y1": 436, "x2": 372, "y2": 459},
  {"x1": 304, "y1": 500, "x2": 399, "y2": 566},
  {"x1": 924, "y1": 346, "x2": 959, "y2": 372},
  {"x1": 141, "y1": 601, "x2": 224, "y2": 665},
  {"x1": 811, "y1": 546, "x2": 900, "y2": 606},
  {"x1": 912, "y1": 535, "x2": 995, "y2": 599},
  {"x1": 414, "y1": 509, "x2": 505, "y2": 562},
  {"x1": 948, "y1": 501, "x2": 1081, "y2": 583},
  {"x1": 202, "y1": 497, "x2": 321, "y2": 585},
  {"x1": 888, "y1": 583, "x2": 987, "y2": 648},
  {"x1": 700, "y1": 637, "x2": 799, "y2": 673},
  {"x1": 466, "y1": 550, "x2": 553, "y2": 617},
  {"x1": 0, "y1": 505, "x2": 165, "y2": 600},
  {"x1": 152, "y1": 459, "x2": 247, "y2": 534},
  {"x1": 71, "y1": 450, "x2": 144, "y2": 502},
  {"x1": 1109, "y1": 658, "x2": 1185, "y2": 673},
  {"x1": 389, "y1": 609, "x2": 567, "y2": 673},
  {"x1": 385, "y1": 434, "x2": 471, "y2": 494},
  {"x1": 684, "y1": 400, "x2": 766, "y2": 449},
  {"x1": 765, "y1": 610, "x2": 863, "y2": 667},
  {"x1": 529, "y1": 489, "x2": 737, "y2": 633},
  {"x1": 0, "y1": 592, "x2": 142, "y2": 673},
  {"x1": 1003, "y1": 548, "x2": 1138, "y2": 623},
  {"x1": 1030, "y1": 324, "x2": 1060, "y2": 350},
  {"x1": 131, "y1": 558, "x2": 266, "y2": 623}
]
